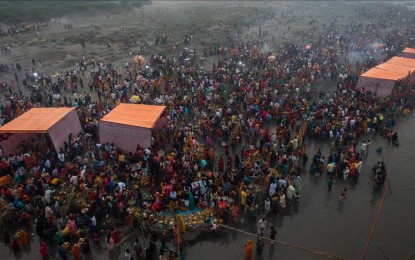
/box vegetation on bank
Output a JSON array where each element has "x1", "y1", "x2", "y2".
[{"x1": 0, "y1": 1, "x2": 150, "y2": 24}]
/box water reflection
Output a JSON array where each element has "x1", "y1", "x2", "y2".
[
  {"x1": 370, "y1": 192, "x2": 382, "y2": 207},
  {"x1": 231, "y1": 230, "x2": 237, "y2": 242},
  {"x1": 268, "y1": 243, "x2": 275, "y2": 259},
  {"x1": 292, "y1": 201, "x2": 300, "y2": 215},
  {"x1": 108, "y1": 248, "x2": 121, "y2": 260},
  {"x1": 336, "y1": 201, "x2": 345, "y2": 214}
]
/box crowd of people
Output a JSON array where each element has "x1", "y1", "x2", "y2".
[{"x1": 0, "y1": 2, "x2": 414, "y2": 260}]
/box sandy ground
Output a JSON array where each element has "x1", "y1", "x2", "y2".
[{"x1": 0, "y1": 1, "x2": 395, "y2": 101}]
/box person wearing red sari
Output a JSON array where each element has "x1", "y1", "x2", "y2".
[
  {"x1": 71, "y1": 243, "x2": 81, "y2": 260},
  {"x1": 39, "y1": 241, "x2": 48, "y2": 258},
  {"x1": 111, "y1": 227, "x2": 120, "y2": 244},
  {"x1": 231, "y1": 204, "x2": 239, "y2": 224},
  {"x1": 126, "y1": 212, "x2": 134, "y2": 228},
  {"x1": 218, "y1": 157, "x2": 224, "y2": 173}
]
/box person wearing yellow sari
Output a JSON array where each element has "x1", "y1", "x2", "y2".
[
  {"x1": 188, "y1": 134, "x2": 193, "y2": 150},
  {"x1": 297, "y1": 131, "x2": 303, "y2": 145},
  {"x1": 17, "y1": 229, "x2": 28, "y2": 247},
  {"x1": 362, "y1": 120, "x2": 368, "y2": 134}
]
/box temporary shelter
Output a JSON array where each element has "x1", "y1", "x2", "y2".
[
  {"x1": 402, "y1": 47, "x2": 415, "y2": 59},
  {"x1": 357, "y1": 56, "x2": 415, "y2": 96},
  {"x1": 386, "y1": 56, "x2": 415, "y2": 67},
  {"x1": 0, "y1": 108, "x2": 82, "y2": 154},
  {"x1": 99, "y1": 104, "x2": 166, "y2": 153}
]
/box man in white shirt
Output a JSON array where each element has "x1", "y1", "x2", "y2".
[
  {"x1": 211, "y1": 221, "x2": 217, "y2": 231},
  {"x1": 361, "y1": 141, "x2": 367, "y2": 157},
  {"x1": 257, "y1": 218, "x2": 267, "y2": 236},
  {"x1": 54, "y1": 200, "x2": 60, "y2": 214},
  {"x1": 109, "y1": 143, "x2": 116, "y2": 154},
  {"x1": 70, "y1": 175, "x2": 79, "y2": 186},
  {"x1": 292, "y1": 137, "x2": 298, "y2": 150},
  {"x1": 269, "y1": 182, "x2": 277, "y2": 197},
  {"x1": 45, "y1": 188, "x2": 55, "y2": 204},
  {"x1": 80, "y1": 166, "x2": 87, "y2": 182},
  {"x1": 118, "y1": 182, "x2": 126, "y2": 192},
  {"x1": 91, "y1": 215, "x2": 97, "y2": 227},
  {"x1": 278, "y1": 178, "x2": 287, "y2": 188},
  {"x1": 45, "y1": 159, "x2": 51, "y2": 170},
  {"x1": 286, "y1": 184, "x2": 296, "y2": 207},
  {"x1": 45, "y1": 205, "x2": 53, "y2": 218},
  {"x1": 58, "y1": 152, "x2": 65, "y2": 163},
  {"x1": 170, "y1": 190, "x2": 177, "y2": 200}
]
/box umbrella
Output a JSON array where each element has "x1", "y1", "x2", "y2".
[{"x1": 306, "y1": 44, "x2": 311, "y2": 50}]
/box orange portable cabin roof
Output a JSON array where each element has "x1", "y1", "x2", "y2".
[
  {"x1": 100, "y1": 104, "x2": 166, "y2": 129},
  {"x1": 386, "y1": 56, "x2": 415, "y2": 68},
  {"x1": 360, "y1": 55, "x2": 415, "y2": 81},
  {"x1": 402, "y1": 47, "x2": 415, "y2": 54},
  {"x1": 360, "y1": 68, "x2": 408, "y2": 81},
  {"x1": 375, "y1": 63, "x2": 415, "y2": 76},
  {"x1": 0, "y1": 107, "x2": 75, "y2": 134}
]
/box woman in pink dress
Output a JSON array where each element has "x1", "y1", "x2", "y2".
[{"x1": 67, "y1": 218, "x2": 77, "y2": 237}]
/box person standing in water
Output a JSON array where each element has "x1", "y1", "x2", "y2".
[
  {"x1": 256, "y1": 237, "x2": 264, "y2": 256},
  {"x1": 327, "y1": 177, "x2": 334, "y2": 192},
  {"x1": 257, "y1": 218, "x2": 267, "y2": 236},
  {"x1": 270, "y1": 226, "x2": 277, "y2": 245},
  {"x1": 339, "y1": 188, "x2": 348, "y2": 202},
  {"x1": 245, "y1": 240, "x2": 253, "y2": 260}
]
